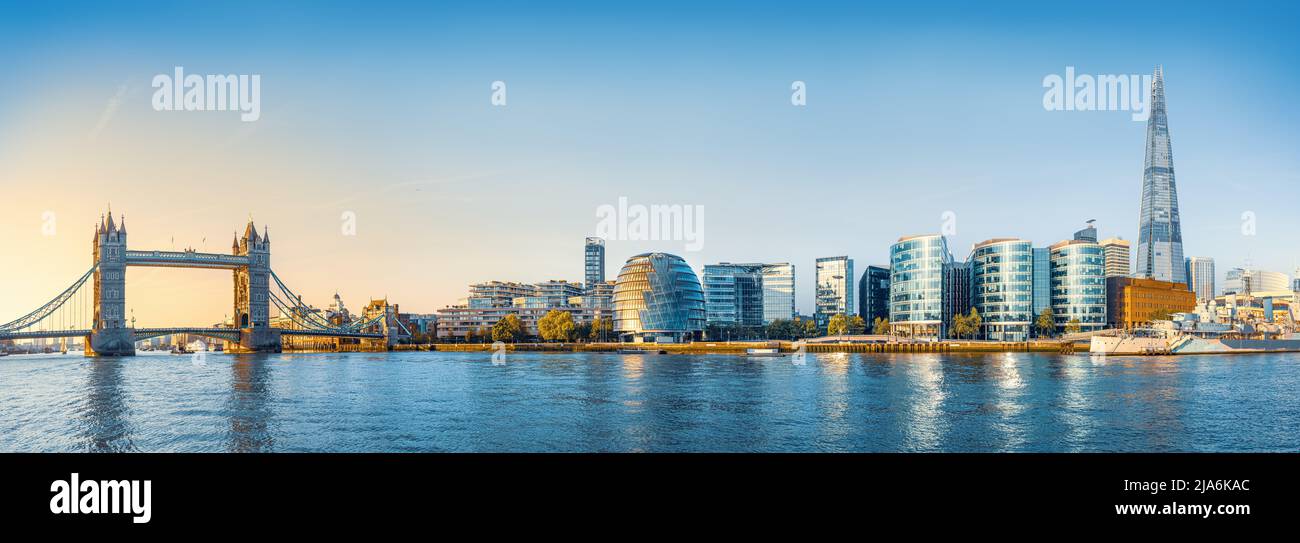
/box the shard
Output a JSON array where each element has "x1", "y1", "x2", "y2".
[{"x1": 1135, "y1": 66, "x2": 1185, "y2": 284}]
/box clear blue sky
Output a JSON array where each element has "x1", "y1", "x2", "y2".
[{"x1": 1, "y1": 0, "x2": 1297, "y2": 320}]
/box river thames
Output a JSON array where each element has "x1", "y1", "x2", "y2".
[{"x1": 2, "y1": 351, "x2": 1297, "y2": 452}]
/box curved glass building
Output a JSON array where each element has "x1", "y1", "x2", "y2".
[
  {"x1": 1049, "y1": 240, "x2": 1107, "y2": 332},
  {"x1": 889, "y1": 234, "x2": 952, "y2": 339},
  {"x1": 613, "y1": 252, "x2": 706, "y2": 342},
  {"x1": 971, "y1": 238, "x2": 1034, "y2": 341}
]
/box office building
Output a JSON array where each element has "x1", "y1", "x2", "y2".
[
  {"x1": 1106, "y1": 277, "x2": 1196, "y2": 329},
  {"x1": 857, "y1": 265, "x2": 890, "y2": 326},
  {"x1": 1050, "y1": 239, "x2": 1107, "y2": 333},
  {"x1": 1031, "y1": 247, "x2": 1052, "y2": 326},
  {"x1": 942, "y1": 261, "x2": 973, "y2": 337},
  {"x1": 814, "y1": 256, "x2": 854, "y2": 330},
  {"x1": 760, "y1": 263, "x2": 796, "y2": 323},
  {"x1": 1184, "y1": 257, "x2": 1216, "y2": 301},
  {"x1": 1223, "y1": 268, "x2": 1291, "y2": 295},
  {"x1": 971, "y1": 238, "x2": 1034, "y2": 341},
  {"x1": 1100, "y1": 238, "x2": 1131, "y2": 278},
  {"x1": 703, "y1": 263, "x2": 765, "y2": 327},
  {"x1": 889, "y1": 234, "x2": 952, "y2": 339}
]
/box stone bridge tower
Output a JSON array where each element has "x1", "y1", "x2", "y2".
[
  {"x1": 89, "y1": 207, "x2": 134, "y2": 356},
  {"x1": 232, "y1": 219, "x2": 280, "y2": 352}
]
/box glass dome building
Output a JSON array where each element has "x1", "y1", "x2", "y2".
[
  {"x1": 971, "y1": 238, "x2": 1034, "y2": 341},
  {"x1": 1049, "y1": 239, "x2": 1107, "y2": 332},
  {"x1": 613, "y1": 253, "x2": 706, "y2": 343}
]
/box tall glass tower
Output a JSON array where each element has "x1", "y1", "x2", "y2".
[{"x1": 1135, "y1": 66, "x2": 1185, "y2": 284}]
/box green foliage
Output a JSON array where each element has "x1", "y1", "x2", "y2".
[
  {"x1": 1065, "y1": 318, "x2": 1082, "y2": 335},
  {"x1": 1035, "y1": 308, "x2": 1056, "y2": 337},
  {"x1": 826, "y1": 313, "x2": 848, "y2": 336},
  {"x1": 491, "y1": 314, "x2": 525, "y2": 343},
  {"x1": 589, "y1": 317, "x2": 613, "y2": 341},
  {"x1": 871, "y1": 317, "x2": 890, "y2": 335},
  {"x1": 537, "y1": 310, "x2": 575, "y2": 342}
]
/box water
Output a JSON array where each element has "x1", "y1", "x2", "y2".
[{"x1": 1, "y1": 351, "x2": 1297, "y2": 452}]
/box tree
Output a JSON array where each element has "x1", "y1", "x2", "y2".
[
  {"x1": 801, "y1": 318, "x2": 818, "y2": 338},
  {"x1": 847, "y1": 315, "x2": 867, "y2": 335},
  {"x1": 826, "y1": 313, "x2": 848, "y2": 336},
  {"x1": 537, "y1": 310, "x2": 575, "y2": 342},
  {"x1": 589, "y1": 317, "x2": 613, "y2": 342},
  {"x1": 949, "y1": 313, "x2": 970, "y2": 339},
  {"x1": 1035, "y1": 308, "x2": 1056, "y2": 338},
  {"x1": 872, "y1": 317, "x2": 890, "y2": 335},
  {"x1": 463, "y1": 328, "x2": 476, "y2": 343},
  {"x1": 1065, "y1": 318, "x2": 1082, "y2": 335},
  {"x1": 492, "y1": 314, "x2": 524, "y2": 343},
  {"x1": 1149, "y1": 307, "x2": 1174, "y2": 322},
  {"x1": 967, "y1": 308, "x2": 982, "y2": 339}
]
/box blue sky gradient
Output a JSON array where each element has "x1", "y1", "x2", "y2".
[{"x1": 1, "y1": 0, "x2": 1297, "y2": 320}]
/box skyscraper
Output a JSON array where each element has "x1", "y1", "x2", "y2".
[
  {"x1": 1100, "y1": 238, "x2": 1132, "y2": 278},
  {"x1": 1184, "y1": 257, "x2": 1216, "y2": 301},
  {"x1": 1135, "y1": 66, "x2": 1185, "y2": 284},
  {"x1": 814, "y1": 256, "x2": 854, "y2": 330},
  {"x1": 1050, "y1": 239, "x2": 1107, "y2": 333},
  {"x1": 889, "y1": 235, "x2": 952, "y2": 339},
  {"x1": 971, "y1": 238, "x2": 1034, "y2": 341},
  {"x1": 584, "y1": 237, "x2": 605, "y2": 289}
]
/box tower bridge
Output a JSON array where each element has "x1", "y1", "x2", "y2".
[{"x1": 0, "y1": 208, "x2": 407, "y2": 356}]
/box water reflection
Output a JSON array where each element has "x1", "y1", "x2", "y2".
[
  {"x1": 77, "y1": 358, "x2": 136, "y2": 452},
  {"x1": 226, "y1": 356, "x2": 274, "y2": 452},
  {"x1": 901, "y1": 354, "x2": 946, "y2": 451}
]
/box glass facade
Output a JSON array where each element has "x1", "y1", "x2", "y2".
[
  {"x1": 1050, "y1": 240, "x2": 1107, "y2": 332},
  {"x1": 1031, "y1": 247, "x2": 1052, "y2": 327},
  {"x1": 942, "y1": 261, "x2": 972, "y2": 337},
  {"x1": 889, "y1": 235, "x2": 951, "y2": 339},
  {"x1": 584, "y1": 237, "x2": 605, "y2": 289},
  {"x1": 857, "y1": 265, "x2": 890, "y2": 325},
  {"x1": 1184, "y1": 257, "x2": 1215, "y2": 301},
  {"x1": 814, "y1": 256, "x2": 854, "y2": 330},
  {"x1": 703, "y1": 263, "x2": 764, "y2": 327},
  {"x1": 613, "y1": 253, "x2": 706, "y2": 342},
  {"x1": 760, "y1": 263, "x2": 796, "y2": 324},
  {"x1": 1136, "y1": 66, "x2": 1186, "y2": 284},
  {"x1": 971, "y1": 239, "x2": 1034, "y2": 341}
]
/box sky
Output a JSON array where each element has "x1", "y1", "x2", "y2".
[{"x1": 1, "y1": 0, "x2": 1298, "y2": 326}]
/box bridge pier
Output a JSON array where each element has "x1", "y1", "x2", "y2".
[
  {"x1": 228, "y1": 327, "x2": 282, "y2": 353},
  {"x1": 86, "y1": 329, "x2": 136, "y2": 357}
]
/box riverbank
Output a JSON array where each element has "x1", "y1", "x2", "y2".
[{"x1": 394, "y1": 340, "x2": 1077, "y2": 354}]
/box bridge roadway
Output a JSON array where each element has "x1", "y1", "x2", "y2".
[{"x1": 124, "y1": 250, "x2": 251, "y2": 269}]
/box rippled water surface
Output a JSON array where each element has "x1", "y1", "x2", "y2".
[{"x1": 2, "y1": 351, "x2": 1297, "y2": 452}]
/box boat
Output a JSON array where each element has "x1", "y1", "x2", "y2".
[
  {"x1": 744, "y1": 348, "x2": 782, "y2": 357},
  {"x1": 618, "y1": 348, "x2": 667, "y2": 354},
  {"x1": 1091, "y1": 320, "x2": 1300, "y2": 355}
]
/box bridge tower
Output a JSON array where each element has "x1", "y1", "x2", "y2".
[
  {"x1": 231, "y1": 219, "x2": 280, "y2": 352},
  {"x1": 88, "y1": 207, "x2": 135, "y2": 356}
]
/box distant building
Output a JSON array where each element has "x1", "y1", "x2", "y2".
[
  {"x1": 535, "y1": 280, "x2": 584, "y2": 306},
  {"x1": 1106, "y1": 277, "x2": 1196, "y2": 329},
  {"x1": 435, "y1": 306, "x2": 611, "y2": 340},
  {"x1": 613, "y1": 253, "x2": 705, "y2": 343},
  {"x1": 814, "y1": 256, "x2": 854, "y2": 330},
  {"x1": 570, "y1": 280, "x2": 615, "y2": 309},
  {"x1": 889, "y1": 234, "x2": 951, "y2": 339},
  {"x1": 703, "y1": 263, "x2": 764, "y2": 327},
  {"x1": 1100, "y1": 238, "x2": 1131, "y2": 278},
  {"x1": 971, "y1": 238, "x2": 1034, "y2": 341},
  {"x1": 1223, "y1": 268, "x2": 1291, "y2": 295},
  {"x1": 584, "y1": 237, "x2": 605, "y2": 288},
  {"x1": 1072, "y1": 221, "x2": 1098, "y2": 242},
  {"x1": 856, "y1": 265, "x2": 890, "y2": 326},
  {"x1": 759, "y1": 263, "x2": 796, "y2": 324},
  {"x1": 1050, "y1": 239, "x2": 1107, "y2": 333},
  {"x1": 1184, "y1": 257, "x2": 1216, "y2": 301},
  {"x1": 468, "y1": 281, "x2": 536, "y2": 308}
]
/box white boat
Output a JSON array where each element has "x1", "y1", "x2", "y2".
[{"x1": 744, "y1": 348, "x2": 782, "y2": 357}]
